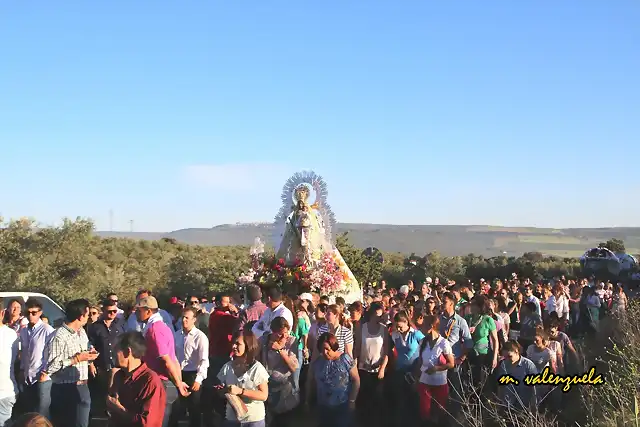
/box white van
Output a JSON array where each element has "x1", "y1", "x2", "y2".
[{"x1": 0, "y1": 292, "x2": 65, "y2": 327}]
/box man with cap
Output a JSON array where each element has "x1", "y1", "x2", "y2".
[
  {"x1": 126, "y1": 290, "x2": 175, "y2": 333},
  {"x1": 135, "y1": 296, "x2": 189, "y2": 427}
]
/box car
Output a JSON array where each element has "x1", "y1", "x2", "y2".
[{"x1": 0, "y1": 292, "x2": 65, "y2": 327}]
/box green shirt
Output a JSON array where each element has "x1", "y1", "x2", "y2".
[
  {"x1": 455, "y1": 298, "x2": 467, "y2": 313},
  {"x1": 293, "y1": 315, "x2": 311, "y2": 350},
  {"x1": 466, "y1": 315, "x2": 496, "y2": 355}
]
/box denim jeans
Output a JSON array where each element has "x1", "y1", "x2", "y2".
[
  {"x1": 0, "y1": 395, "x2": 16, "y2": 427},
  {"x1": 51, "y1": 383, "x2": 91, "y2": 427},
  {"x1": 292, "y1": 347, "x2": 303, "y2": 392},
  {"x1": 162, "y1": 380, "x2": 180, "y2": 427},
  {"x1": 24, "y1": 380, "x2": 52, "y2": 418}
]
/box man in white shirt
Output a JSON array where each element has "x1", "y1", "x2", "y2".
[
  {"x1": 252, "y1": 288, "x2": 293, "y2": 338},
  {"x1": 170, "y1": 307, "x2": 209, "y2": 427},
  {"x1": 19, "y1": 299, "x2": 55, "y2": 418},
  {"x1": 0, "y1": 299, "x2": 20, "y2": 427},
  {"x1": 524, "y1": 285, "x2": 542, "y2": 317}
]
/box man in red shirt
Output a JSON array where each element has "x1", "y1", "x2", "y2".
[
  {"x1": 204, "y1": 293, "x2": 238, "y2": 426},
  {"x1": 107, "y1": 331, "x2": 166, "y2": 427}
]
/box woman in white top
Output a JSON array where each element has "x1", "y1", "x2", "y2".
[
  {"x1": 547, "y1": 284, "x2": 570, "y2": 325},
  {"x1": 217, "y1": 329, "x2": 270, "y2": 427},
  {"x1": 355, "y1": 302, "x2": 389, "y2": 427},
  {"x1": 414, "y1": 314, "x2": 454, "y2": 424},
  {"x1": 526, "y1": 327, "x2": 556, "y2": 406},
  {"x1": 526, "y1": 327, "x2": 556, "y2": 373}
]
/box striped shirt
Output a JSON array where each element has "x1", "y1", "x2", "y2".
[
  {"x1": 317, "y1": 323, "x2": 353, "y2": 353},
  {"x1": 46, "y1": 324, "x2": 90, "y2": 384}
]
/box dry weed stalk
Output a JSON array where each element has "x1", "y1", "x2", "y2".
[
  {"x1": 578, "y1": 302, "x2": 640, "y2": 427},
  {"x1": 448, "y1": 368, "x2": 559, "y2": 427}
]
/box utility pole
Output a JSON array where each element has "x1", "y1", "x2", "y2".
[{"x1": 129, "y1": 220, "x2": 134, "y2": 232}]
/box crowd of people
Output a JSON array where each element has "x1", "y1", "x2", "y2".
[{"x1": 0, "y1": 274, "x2": 630, "y2": 427}]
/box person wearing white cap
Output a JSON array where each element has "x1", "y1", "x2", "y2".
[
  {"x1": 298, "y1": 292, "x2": 315, "y2": 322},
  {"x1": 426, "y1": 277, "x2": 433, "y2": 284},
  {"x1": 299, "y1": 293, "x2": 313, "y2": 304}
]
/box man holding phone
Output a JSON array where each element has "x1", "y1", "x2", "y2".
[{"x1": 43, "y1": 299, "x2": 99, "y2": 427}]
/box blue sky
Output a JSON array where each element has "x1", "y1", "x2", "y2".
[{"x1": 1, "y1": 0, "x2": 639, "y2": 231}]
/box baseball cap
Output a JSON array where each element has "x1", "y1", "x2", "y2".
[
  {"x1": 136, "y1": 296, "x2": 159, "y2": 310},
  {"x1": 299, "y1": 293, "x2": 313, "y2": 302},
  {"x1": 425, "y1": 277, "x2": 433, "y2": 283}
]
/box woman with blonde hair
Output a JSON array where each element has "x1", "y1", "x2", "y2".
[{"x1": 10, "y1": 413, "x2": 53, "y2": 427}]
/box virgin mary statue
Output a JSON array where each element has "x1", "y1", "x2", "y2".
[
  {"x1": 273, "y1": 171, "x2": 361, "y2": 303},
  {"x1": 276, "y1": 184, "x2": 329, "y2": 265}
]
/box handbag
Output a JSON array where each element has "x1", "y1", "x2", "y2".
[
  {"x1": 262, "y1": 335, "x2": 300, "y2": 414},
  {"x1": 225, "y1": 393, "x2": 249, "y2": 420}
]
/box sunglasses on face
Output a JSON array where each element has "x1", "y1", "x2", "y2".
[
  {"x1": 90, "y1": 312, "x2": 99, "y2": 316},
  {"x1": 189, "y1": 301, "x2": 199, "y2": 305},
  {"x1": 27, "y1": 310, "x2": 41, "y2": 316},
  {"x1": 107, "y1": 309, "x2": 118, "y2": 314}
]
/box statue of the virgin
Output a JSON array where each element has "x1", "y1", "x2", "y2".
[
  {"x1": 272, "y1": 171, "x2": 361, "y2": 303},
  {"x1": 276, "y1": 183, "x2": 329, "y2": 265}
]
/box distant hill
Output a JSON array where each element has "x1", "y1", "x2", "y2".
[{"x1": 96, "y1": 223, "x2": 640, "y2": 258}]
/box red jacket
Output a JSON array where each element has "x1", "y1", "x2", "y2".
[{"x1": 208, "y1": 308, "x2": 238, "y2": 357}]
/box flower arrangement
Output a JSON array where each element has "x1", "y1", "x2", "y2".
[
  {"x1": 254, "y1": 256, "x2": 310, "y2": 295},
  {"x1": 237, "y1": 269, "x2": 257, "y2": 287},
  {"x1": 309, "y1": 252, "x2": 348, "y2": 294},
  {"x1": 236, "y1": 240, "x2": 353, "y2": 296}
]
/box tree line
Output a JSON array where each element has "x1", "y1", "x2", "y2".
[{"x1": 0, "y1": 217, "x2": 602, "y2": 305}]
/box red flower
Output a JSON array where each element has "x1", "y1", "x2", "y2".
[
  {"x1": 300, "y1": 264, "x2": 307, "y2": 271},
  {"x1": 278, "y1": 258, "x2": 285, "y2": 265}
]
